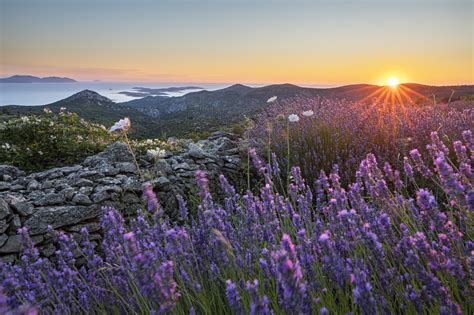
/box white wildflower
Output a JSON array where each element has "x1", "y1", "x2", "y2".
[
  {"x1": 43, "y1": 108, "x2": 52, "y2": 114},
  {"x1": 38, "y1": 151, "x2": 43, "y2": 155},
  {"x1": 20, "y1": 116, "x2": 29, "y2": 123},
  {"x1": 267, "y1": 96, "x2": 278, "y2": 103},
  {"x1": 302, "y1": 110, "x2": 314, "y2": 117},
  {"x1": 60, "y1": 107, "x2": 66, "y2": 111},
  {"x1": 109, "y1": 117, "x2": 131, "y2": 132},
  {"x1": 147, "y1": 148, "x2": 167, "y2": 159},
  {"x1": 288, "y1": 114, "x2": 300, "y2": 123},
  {"x1": 1, "y1": 143, "x2": 11, "y2": 150}
]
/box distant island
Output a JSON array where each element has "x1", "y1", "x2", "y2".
[
  {"x1": 118, "y1": 86, "x2": 203, "y2": 97},
  {"x1": 0, "y1": 75, "x2": 77, "y2": 83}
]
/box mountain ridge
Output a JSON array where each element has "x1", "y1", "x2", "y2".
[{"x1": 1, "y1": 83, "x2": 473, "y2": 139}]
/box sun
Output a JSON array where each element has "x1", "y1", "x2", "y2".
[{"x1": 386, "y1": 76, "x2": 400, "y2": 88}]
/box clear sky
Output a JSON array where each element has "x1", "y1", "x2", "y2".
[{"x1": 0, "y1": 0, "x2": 472, "y2": 85}]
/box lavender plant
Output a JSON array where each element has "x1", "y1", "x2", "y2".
[
  {"x1": 0, "y1": 128, "x2": 472, "y2": 314},
  {"x1": 250, "y1": 97, "x2": 473, "y2": 186}
]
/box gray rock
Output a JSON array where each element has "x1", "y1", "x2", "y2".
[
  {"x1": 100, "y1": 166, "x2": 120, "y2": 176},
  {"x1": 66, "y1": 222, "x2": 101, "y2": 233},
  {"x1": 0, "y1": 182, "x2": 11, "y2": 191},
  {"x1": 224, "y1": 163, "x2": 239, "y2": 170},
  {"x1": 73, "y1": 178, "x2": 94, "y2": 187},
  {"x1": 173, "y1": 162, "x2": 191, "y2": 171},
  {"x1": 91, "y1": 191, "x2": 110, "y2": 203},
  {"x1": 27, "y1": 179, "x2": 40, "y2": 191},
  {"x1": 223, "y1": 156, "x2": 240, "y2": 164},
  {"x1": 155, "y1": 159, "x2": 172, "y2": 175},
  {"x1": 2, "y1": 175, "x2": 13, "y2": 182},
  {"x1": 188, "y1": 143, "x2": 206, "y2": 159},
  {"x1": 10, "y1": 184, "x2": 25, "y2": 192},
  {"x1": 78, "y1": 170, "x2": 101, "y2": 179},
  {"x1": 62, "y1": 187, "x2": 76, "y2": 200},
  {"x1": 72, "y1": 194, "x2": 92, "y2": 205},
  {"x1": 10, "y1": 198, "x2": 34, "y2": 216},
  {"x1": 0, "y1": 165, "x2": 25, "y2": 180},
  {"x1": 24, "y1": 205, "x2": 101, "y2": 235},
  {"x1": 97, "y1": 177, "x2": 121, "y2": 185},
  {"x1": 0, "y1": 235, "x2": 22, "y2": 253},
  {"x1": 60, "y1": 165, "x2": 83, "y2": 175},
  {"x1": 35, "y1": 192, "x2": 65, "y2": 206},
  {"x1": 79, "y1": 186, "x2": 93, "y2": 195},
  {"x1": 35, "y1": 168, "x2": 64, "y2": 180},
  {"x1": 9, "y1": 214, "x2": 21, "y2": 230},
  {"x1": 0, "y1": 198, "x2": 11, "y2": 219},
  {"x1": 0, "y1": 234, "x2": 7, "y2": 247},
  {"x1": 54, "y1": 182, "x2": 70, "y2": 191},
  {"x1": 117, "y1": 162, "x2": 137, "y2": 174},
  {"x1": 0, "y1": 220, "x2": 8, "y2": 234},
  {"x1": 154, "y1": 176, "x2": 171, "y2": 190},
  {"x1": 41, "y1": 180, "x2": 54, "y2": 189},
  {"x1": 96, "y1": 142, "x2": 134, "y2": 163},
  {"x1": 95, "y1": 185, "x2": 122, "y2": 194}
]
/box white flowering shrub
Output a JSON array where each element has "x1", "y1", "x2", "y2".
[
  {"x1": 129, "y1": 138, "x2": 185, "y2": 156},
  {"x1": 0, "y1": 109, "x2": 113, "y2": 171}
]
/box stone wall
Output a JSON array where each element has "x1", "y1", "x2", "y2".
[{"x1": 0, "y1": 131, "x2": 242, "y2": 262}]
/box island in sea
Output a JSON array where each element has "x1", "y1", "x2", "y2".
[{"x1": 0, "y1": 75, "x2": 77, "y2": 83}]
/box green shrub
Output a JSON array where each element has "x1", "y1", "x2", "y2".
[{"x1": 0, "y1": 109, "x2": 113, "y2": 172}]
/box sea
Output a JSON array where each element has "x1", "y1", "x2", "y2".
[
  {"x1": 0, "y1": 82, "x2": 337, "y2": 106},
  {"x1": 0, "y1": 82, "x2": 229, "y2": 106}
]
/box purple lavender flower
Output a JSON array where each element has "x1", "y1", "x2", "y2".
[
  {"x1": 273, "y1": 234, "x2": 310, "y2": 313},
  {"x1": 143, "y1": 182, "x2": 163, "y2": 216},
  {"x1": 409, "y1": 149, "x2": 431, "y2": 177},
  {"x1": 226, "y1": 280, "x2": 245, "y2": 315},
  {"x1": 245, "y1": 279, "x2": 272, "y2": 315}
]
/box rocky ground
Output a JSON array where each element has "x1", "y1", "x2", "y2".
[{"x1": 0, "y1": 131, "x2": 242, "y2": 263}]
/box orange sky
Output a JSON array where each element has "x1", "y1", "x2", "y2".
[{"x1": 1, "y1": 0, "x2": 472, "y2": 85}]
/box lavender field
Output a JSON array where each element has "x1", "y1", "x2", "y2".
[{"x1": 0, "y1": 97, "x2": 472, "y2": 315}]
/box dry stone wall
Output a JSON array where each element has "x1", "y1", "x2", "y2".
[{"x1": 0, "y1": 131, "x2": 242, "y2": 262}]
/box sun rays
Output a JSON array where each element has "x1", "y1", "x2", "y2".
[{"x1": 346, "y1": 81, "x2": 433, "y2": 138}]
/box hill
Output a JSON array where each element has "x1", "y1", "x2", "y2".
[
  {"x1": 0, "y1": 90, "x2": 163, "y2": 138},
  {"x1": 120, "y1": 83, "x2": 473, "y2": 136},
  {"x1": 1, "y1": 83, "x2": 473, "y2": 139}
]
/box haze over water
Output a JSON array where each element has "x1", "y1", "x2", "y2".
[
  {"x1": 0, "y1": 82, "x2": 337, "y2": 106},
  {"x1": 0, "y1": 82, "x2": 224, "y2": 105}
]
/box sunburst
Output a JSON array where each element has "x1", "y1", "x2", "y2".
[{"x1": 347, "y1": 77, "x2": 433, "y2": 138}]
